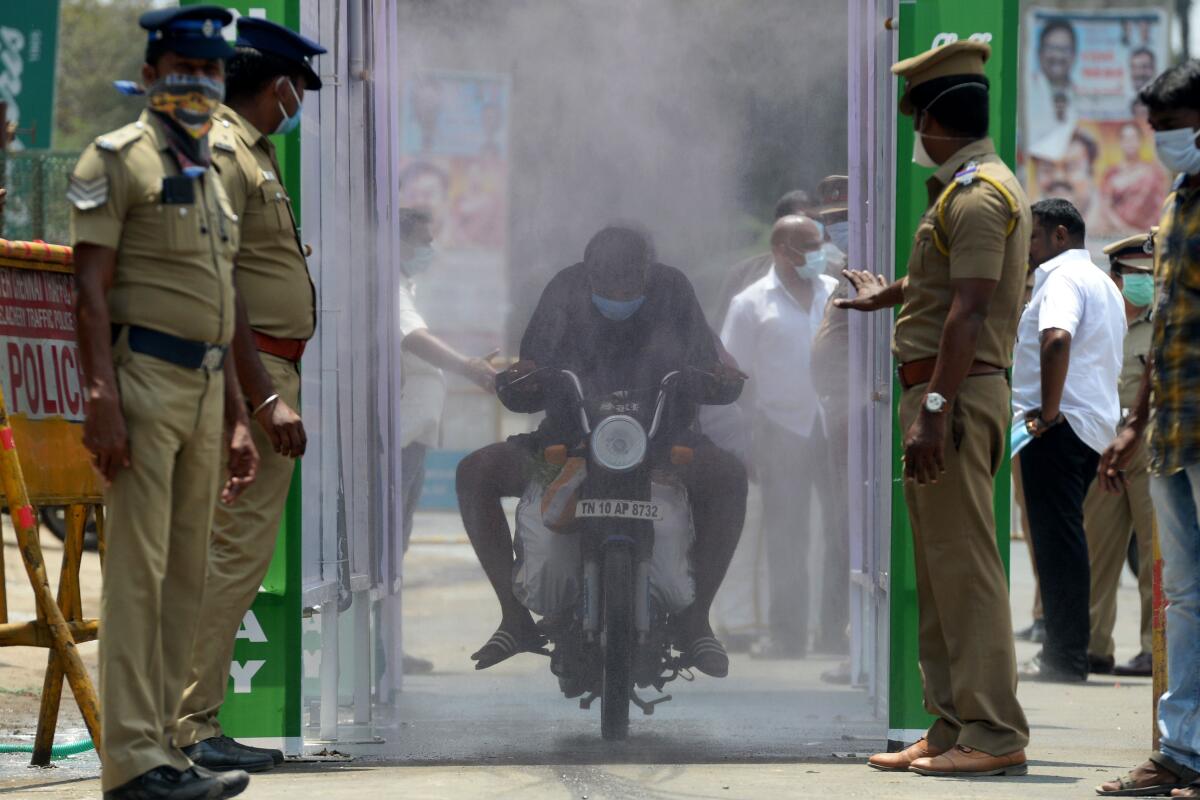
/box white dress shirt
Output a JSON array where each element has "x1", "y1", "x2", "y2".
[
  {"x1": 399, "y1": 278, "x2": 446, "y2": 449},
  {"x1": 720, "y1": 266, "x2": 837, "y2": 438},
  {"x1": 1011, "y1": 248, "x2": 1125, "y2": 455}
]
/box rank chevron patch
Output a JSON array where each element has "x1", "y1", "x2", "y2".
[{"x1": 66, "y1": 174, "x2": 109, "y2": 210}]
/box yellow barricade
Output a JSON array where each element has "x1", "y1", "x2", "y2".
[{"x1": 0, "y1": 238, "x2": 103, "y2": 766}]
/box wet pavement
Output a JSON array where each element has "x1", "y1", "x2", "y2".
[{"x1": 0, "y1": 511, "x2": 1152, "y2": 798}]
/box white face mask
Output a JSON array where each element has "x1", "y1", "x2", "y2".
[
  {"x1": 793, "y1": 248, "x2": 826, "y2": 280},
  {"x1": 1154, "y1": 126, "x2": 1200, "y2": 175},
  {"x1": 913, "y1": 131, "x2": 938, "y2": 168},
  {"x1": 910, "y1": 82, "x2": 988, "y2": 169},
  {"x1": 827, "y1": 220, "x2": 850, "y2": 254}
]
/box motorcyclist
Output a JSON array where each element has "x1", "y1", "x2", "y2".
[{"x1": 456, "y1": 225, "x2": 748, "y2": 678}]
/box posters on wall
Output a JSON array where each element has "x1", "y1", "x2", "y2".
[
  {"x1": 398, "y1": 70, "x2": 510, "y2": 359},
  {"x1": 1022, "y1": 7, "x2": 1170, "y2": 248}
]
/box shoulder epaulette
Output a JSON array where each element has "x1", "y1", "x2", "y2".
[
  {"x1": 930, "y1": 161, "x2": 1020, "y2": 256},
  {"x1": 954, "y1": 161, "x2": 979, "y2": 186},
  {"x1": 94, "y1": 121, "x2": 145, "y2": 153}
]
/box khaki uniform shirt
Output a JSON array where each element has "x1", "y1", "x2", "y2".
[
  {"x1": 69, "y1": 110, "x2": 238, "y2": 345},
  {"x1": 1119, "y1": 313, "x2": 1151, "y2": 410},
  {"x1": 210, "y1": 106, "x2": 315, "y2": 340},
  {"x1": 893, "y1": 138, "x2": 1031, "y2": 368}
]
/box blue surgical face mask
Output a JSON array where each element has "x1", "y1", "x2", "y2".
[
  {"x1": 1121, "y1": 273, "x2": 1154, "y2": 307},
  {"x1": 274, "y1": 78, "x2": 303, "y2": 136},
  {"x1": 828, "y1": 220, "x2": 850, "y2": 254},
  {"x1": 592, "y1": 293, "x2": 645, "y2": 321},
  {"x1": 1154, "y1": 126, "x2": 1200, "y2": 175},
  {"x1": 402, "y1": 245, "x2": 436, "y2": 277},
  {"x1": 792, "y1": 248, "x2": 826, "y2": 281}
]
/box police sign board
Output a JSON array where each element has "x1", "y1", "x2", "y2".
[
  {"x1": 0, "y1": 266, "x2": 84, "y2": 420},
  {"x1": 0, "y1": 240, "x2": 101, "y2": 504}
]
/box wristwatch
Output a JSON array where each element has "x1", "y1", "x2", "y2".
[{"x1": 923, "y1": 392, "x2": 948, "y2": 413}]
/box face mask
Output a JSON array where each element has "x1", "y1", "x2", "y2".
[
  {"x1": 1121, "y1": 273, "x2": 1154, "y2": 307},
  {"x1": 401, "y1": 245, "x2": 436, "y2": 277},
  {"x1": 1154, "y1": 127, "x2": 1200, "y2": 175},
  {"x1": 274, "y1": 78, "x2": 303, "y2": 136},
  {"x1": 827, "y1": 220, "x2": 850, "y2": 254},
  {"x1": 913, "y1": 130, "x2": 938, "y2": 168},
  {"x1": 792, "y1": 248, "x2": 826, "y2": 281},
  {"x1": 910, "y1": 83, "x2": 988, "y2": 169},
  {"x1": 592, "y1": 293, "x2": 645, "y2": 321},
  {"x1": 147, "y1": 73, "x2": 224, "y2": 139}
]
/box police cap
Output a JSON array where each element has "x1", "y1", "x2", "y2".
[
  {"x1": 818, "y1": 174, "x2": 849, "y2": 216},
  {"x1": 1103, "y1": 232, "x2": 1154, "y2": 272},
  {"x1": 237, "y1": 17, "x2": 327, "y2": 90},
  {"x1": 140, "y1": 6, "x2": 235, "y2": 60},
  {"x1": 892, "y1": 39, "x2": 991, "y2": 115}
]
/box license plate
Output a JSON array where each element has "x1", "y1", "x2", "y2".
[{"x1": 575, "y1": 498, "x2": 662, "y2": 521}]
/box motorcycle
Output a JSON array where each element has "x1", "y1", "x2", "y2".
[{"x1": 505, "y1": 365, "x2": 740, "y2": 741}]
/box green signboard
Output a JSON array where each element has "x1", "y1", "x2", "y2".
[
  {"x1": 889, "y1": 0, "x2": 1019, "y2": 747},
  {"x1": 182, "y1": 0, "x2": 303, "y2": 751},
  {"x1": 0, "y1": 1, "x2": 61, "y2": 149}
]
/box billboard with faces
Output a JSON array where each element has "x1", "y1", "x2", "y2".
[{"x1": 1021, "y1": 7, "x2": 1170, "y2": 251}]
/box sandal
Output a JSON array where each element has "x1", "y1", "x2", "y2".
[
  {"x1": 681, "y1": 634, "x2": 730, "y2": 678},
  {"x1": 1096, "y1": 754, "x2": 1198, "y2": 796},
  {"x1": 1173, "y1": 783, "x2": 1200, "y2": 798},
  {"x1": 471, "y1": 626, "x2": 549, "y2": 670}
]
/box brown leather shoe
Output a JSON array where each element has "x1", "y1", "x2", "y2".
[
  {"x1": 868, "y1": 738, "x2": 945, "y2": 772},
  {"x1": 910, "y1": 745, "x2": 1028, "y2": 777}
]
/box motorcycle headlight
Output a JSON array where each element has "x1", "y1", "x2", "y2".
[{"x1": 590, "y1": 415, "x2": 648, "y2": 472}]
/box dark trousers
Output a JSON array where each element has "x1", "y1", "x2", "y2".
[{"x1": 1020, "y1": 421, "x2": 1099, "y2": 678}]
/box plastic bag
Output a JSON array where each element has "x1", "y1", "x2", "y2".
[{"x1": 513, "y1": 474, "x2": 696, "y2": 617}]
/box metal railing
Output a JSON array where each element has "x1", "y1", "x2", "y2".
[{"x1": 1, "y1": 151, "x2": 78, "y2": 246}]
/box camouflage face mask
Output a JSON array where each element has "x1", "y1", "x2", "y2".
[{"x1": 148, "y1": 73, "x2": 225, "y2": 139}]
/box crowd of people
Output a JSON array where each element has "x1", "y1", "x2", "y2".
[{"x1": 46, "y1": 2, "x2": 1200, "y2": 796}]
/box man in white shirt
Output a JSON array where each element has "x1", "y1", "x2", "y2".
[
  {"x1": 1011, "y1": 198, "x2": 1125, "y2": 683},
  {"x1": 397, "y1": 208, "x2": 498, "y2": 672},
  {"x1": 721, "y1": 215, "x2": 839, "y2": 658}
]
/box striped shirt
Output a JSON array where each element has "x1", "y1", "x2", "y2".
[{"x1": 1150, "y1": 176, "x2": 1200, "y2": 475}]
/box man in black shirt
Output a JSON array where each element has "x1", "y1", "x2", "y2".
[{"x1": 457, "y1": 226, "x2": 748, "y2": 678}]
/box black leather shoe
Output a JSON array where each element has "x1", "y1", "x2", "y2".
[
  {"x1": 191, "y1": 765, "x2": 250, "y2": 799},
  {"x1": 183, "y1": 736, "x2": 274, "y2": 773},
  {"x1": 103, "y1": 765, "x2": 222, "y2": 800},
  {"x1": 1018, "y1": 652, "x2": 1087, "y2": 683},
  {"x1": 214, "y1": 735, "x2": 283, "y2": 767},
  {"x1": 1089, "y1": 654, "x2": 1116, "y2": 674},
  {"x1": 1114, "y1": 651, "x2": 1153, "y2": 677}
]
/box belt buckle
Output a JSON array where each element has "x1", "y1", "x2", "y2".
[{"x1": 201, "y1": 346, "x2": 224, "y2": 372}]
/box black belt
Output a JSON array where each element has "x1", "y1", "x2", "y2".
[{"x1": 113, "y1": 325, "x2": 227, "y2": 371}]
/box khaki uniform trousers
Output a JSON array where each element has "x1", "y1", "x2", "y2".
[
  {"x1": 100, "y1": 343, "x2": 225, "y2": 791},
  {"x1": 900, "y1": 374, "x2": 1030, "y2": 756},
  {"x1": 1084, "y1": 436, "x2": 1155, "y2": 658},
  {"x1": 175, "y1": 354, "x2": 300, "y2": 746}
]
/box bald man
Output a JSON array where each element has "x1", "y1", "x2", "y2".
[{"x1": 721, "y1": 216, "x2": 840, "y2": 658}]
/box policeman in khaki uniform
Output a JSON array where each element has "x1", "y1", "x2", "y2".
[
  {"x1": 837, "y1": 41, "x2": 1031, "y2": 777},
  {"x1": 69, "y1": 7, "x2": 257, "y2": 800},
  {"x1": 1084, "y1": 233, "x2": 1157, "y2": 677},
  {"x1": 172, "y1": 18, "x2": 326, "y2": 774}
]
